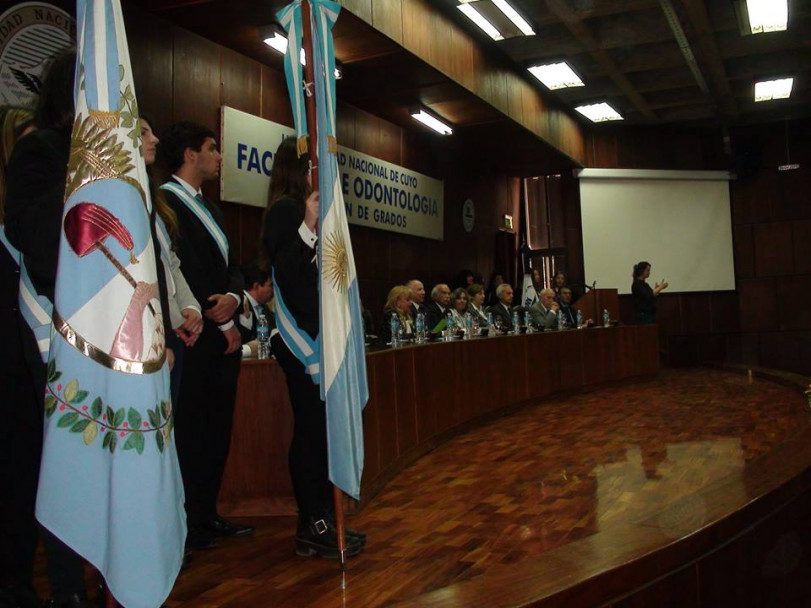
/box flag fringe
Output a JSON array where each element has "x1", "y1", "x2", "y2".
[{"x1": 297, "y1": 135, "x2": 308, "y2": 157}]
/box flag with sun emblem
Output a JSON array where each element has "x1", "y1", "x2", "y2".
[
  {"x1": 35, "y1": 0, "x2": 185, "y2": 606},
  {"x1": 279, "y1": 0, "x2": 368, "y2": 500}
]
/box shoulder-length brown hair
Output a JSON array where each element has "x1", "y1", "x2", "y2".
[
  {"x1": 266, "y1": 136, "x2": 311, "y2": 209},
  {"x1": 260, "y1": 137, "x2": 311, "y2": 269}
]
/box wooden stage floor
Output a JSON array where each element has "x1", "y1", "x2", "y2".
[{"x1": 35, "y1": 368, "x2": 811, "y2": 606}]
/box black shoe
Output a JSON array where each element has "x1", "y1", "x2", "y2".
[
  {"x1": 324, "y1": 513, "x2": 367, "y2": 545},
  {"x1": 185, "y1": 528, "x2": 218, "y2": 551},
  {"x1": 196, "y1": 517, "x2": 254, "y2": 538},
  {"x1": 295, "y1": 516, "x2": 364, "y2": 559}
]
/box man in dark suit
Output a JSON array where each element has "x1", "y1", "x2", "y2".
[
  {"x1": 157, "y1": 121, "x2": 253, "y2": 551},
  {"x1": 558, "y1": 286, "x2": 578, "y2": 328},
  {"x1": 486, "y1": 283, "x2": 515, "y2": 331},
  {"x1": 425, "y1": 283, "x2": 451, "y2": 332},
  {"x1": 406, "y1": 279, "x2": 427, "y2": 317},
  {"x1": 238, "y1": 262, "x2": 274, "y2": 357}
]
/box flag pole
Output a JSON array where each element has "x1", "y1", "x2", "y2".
[{"x1": 300, "y1": 0, "x2": 348, "y2": 570}]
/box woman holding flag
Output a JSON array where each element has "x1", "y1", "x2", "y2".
[{"x1": 261, "y1": 137, "x2": 365, "y2": 559}]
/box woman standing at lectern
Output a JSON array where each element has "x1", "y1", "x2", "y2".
[{"x1": 631, "y1": 261, "x2": 668, "y2": 324}]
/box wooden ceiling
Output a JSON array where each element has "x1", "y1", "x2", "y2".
[
  {"x1": 127, "y1": 0, "x2": 808, "y2": 172},
  {"x1": 438, "y1": 0, "x2": 810, "y2": 125}
]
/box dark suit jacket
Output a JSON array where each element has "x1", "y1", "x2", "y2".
[
  {"x1": 5, "y1": 129, "x2": 70, "y2": 304},
  {"x1": 425, "y1": 301, "x2": 449, "y2": 333},
  {"x1": 486, "y1": 302, "x2": 514, "y2": 330},
  {"x1": 163, "y1": 180, "x2": 243, "y2": 354},
  {"x1": 410, "y1": 302, "x2": 427, "y2": 318},
  {"x1": 262, "y1": 197, "x2": 318, "y2": 339},
  {"x1": 560, "y1": 304, "x2": 577, "y2": 329}
]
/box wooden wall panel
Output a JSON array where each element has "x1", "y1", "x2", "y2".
[
  {"x1": 738, "y1": 279, "x2": 778, "y2": 332},
  {"x1": 260, "y1": 65, "x2": 293, "y2": 126},
  {"x1": 754, "y1": 222, "x2": 794, "y2": 277},
  {"x1": 733, "y1": 224, "x2": 755, "y2": 278},
  {"x1": 172, "y1": 28, "x2": 221, "y2": 129},
  {"x1": 777, "y1": 276, "x2": 811, "y2": 331},
  {"x1": 792, "y1": 220, "x2": 811, "y2": 274},
  {"x1": 221, "y1": 47, "x2": 261, "y2": 116},
  {"x1": 125, "y1": 6, "x2": 174, "y2": 132},
  {"x1": 371, "y1": 0, "x2": 403, "y2": 45}
]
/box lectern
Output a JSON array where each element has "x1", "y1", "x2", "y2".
[{"x1": 573, "y1": 288, "x2": 619, "y2": 323}]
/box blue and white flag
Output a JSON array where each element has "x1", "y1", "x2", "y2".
[
  {"x1": 35, "y1": 1, "x2": 185, "y2": 606},
  {"x1": 278, "y1": 0, "x2": 368, "y2": 500}
]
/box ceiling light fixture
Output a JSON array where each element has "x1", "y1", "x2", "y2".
[
  {"x1": 746, "y1": 0, "x2": 788, "y2": 33},
  {"x1": 410, "y1": 108, "x2": 453, "y2": 135},
  {"x1": 754, "y1": 78, "x2": 793, "y2": 102},
  {"x1": 262, "y1": 28, "x2": 342, "y2": 79},
  {"x1": 457, "y1": 3, "x2": 503, "y2": 41},
  {"x1": 528, "y1": 62, "x2": 584, "y2": 90},
  {"x1": 575, "y1": 103, "x2": 623, "y2": 123},
  {"x1": 492, "y1": 0, "x2": 535, "y2": 36}
]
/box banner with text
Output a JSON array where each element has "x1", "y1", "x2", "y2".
[{"x1": 220, "y1": 106, "x2": 444, "y2": 240}]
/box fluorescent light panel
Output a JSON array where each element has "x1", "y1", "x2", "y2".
[
  {"x1": 411, "y1": 110, "x2": 453, "y2": 135},
  {"x1": 492, "y1": 0, "x2": 535, "y2": 36},
  {"x1": 263, "y1": 33, "x2": 341, "y2": 78},
  {"x1": 528, "y1": 62, "x2": 584, "y2": 90},
  {"x1": 457, "y1": 3, "x2": 503, "y2": 41},
  {"x1": 754, "y1": 78, "x2": 793, "y2": 102},
  {"x1": 746, "y1": 0, "x2": 787, "y2": 33},
  {"x1": 575, "y1": 103, "x2": 623, "y2": 122}
]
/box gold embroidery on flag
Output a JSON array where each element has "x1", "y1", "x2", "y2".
[
  {"x1": 52, "y1": 309, "x2": 165, "y2": 374},
  {"x1": 323, "y1": 230, "x2": 349, "y2": 293}
]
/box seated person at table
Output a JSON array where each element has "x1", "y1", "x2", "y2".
[
  {"x1": 239, "y1": 262, "x2": 275, "y2": 357},
  {"x1": 379, "y1": 285, "x2": 414, "y2": 345},
  {"x1": 529, "y1": 288, "x2": 559, "y2": 330},
  {"x1": 486, "y1": 283, "x2": 515, "y2": 331},
  {"x1": 449, "y1": 287, "x2": 469, "y2": 327},
  {"x1": 425, "y1": 283, "x2": 451, "y2": 333},
  {"x1": 467, "y1": 283, "x2": 488, "y2": 324},
  {"x1": 558, "y1": 286, "x2": 578, "y2": 329},
  {"x1": 406, "y1": 279, "x2": 427, "y2": 317},
  {"x1": 552, "y1": 271, "x2": 567, "y2": 301}
]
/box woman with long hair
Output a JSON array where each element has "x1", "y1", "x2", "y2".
[
  {"x1": 261, "y1": 136, "x2": 365, "y2": 559},
  {"x1": 379, "y1": 285, "x2": 414, "y2": 345},
  {"x1": 140, "y1": 116, "x2": 202, "y2": 402}
]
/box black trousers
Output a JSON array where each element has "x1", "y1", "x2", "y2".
[
  {"x1": 173, "y1": 329, "x2": 241, "y2": 526},
  {"x1": 1, "y1": 318, "x2": 87, "y2": 600},
  {"x1": 0, "y1": 323, "x2": 41, "y2": 595},
  {"x1": 271, "y1": 333, "x2": 331, "y2": 518}
]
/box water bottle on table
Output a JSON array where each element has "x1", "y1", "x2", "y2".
[
  {"x1": 602, "y1": 309, "x2": 610, "y2": 328},
  {"x1": 390, "y1": 314, "x2": 401, "y2": 347},
  {"x1": 415, "y1": 311, "x2": 425, "y2": 343},
  {"x1": 257, "y1": 315, "x2": 270, "y2": 359},
  {"x1": 576, "y1": 309, "x2": 584, "y2": 329}
]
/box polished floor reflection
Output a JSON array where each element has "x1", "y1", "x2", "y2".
[{"x1": 36, "y1": 368, "x2": 810, "y2": 606}]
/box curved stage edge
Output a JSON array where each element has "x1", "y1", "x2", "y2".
[{"x1": 219, "y1": 325, "x2": 660, "y2": 517}]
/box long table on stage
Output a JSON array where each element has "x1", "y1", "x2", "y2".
[{"x1": 218, "y1": 324, "x2": 659, "y2": 516}]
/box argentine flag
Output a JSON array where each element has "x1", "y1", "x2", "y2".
[{"x1": 279, "y1": 0, "x2": 368, "y2": 500}]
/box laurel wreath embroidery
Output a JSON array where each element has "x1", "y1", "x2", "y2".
[{"x1": 44, "y1": 359, "x2": 174, "y2": 455}]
